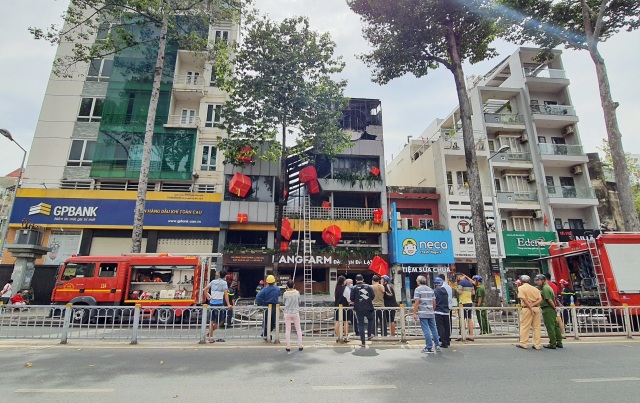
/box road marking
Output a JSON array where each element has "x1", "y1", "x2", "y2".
[
  {"x1": 16, "y1": 389, "x2": 114, "y2": 393},
  {"x1": 571, "y1": 377, "x2": 640, "y2": 383},
  {"x1": 312, "y1": 385, "x2": 397, "y2": 390}
]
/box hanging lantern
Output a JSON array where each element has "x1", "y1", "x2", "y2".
[
  {"x1": 321, "y1": 201, "x2": 332, "y2": 209},
  {"x1": 369, "y1": 256, "x2": 389, "y2": 276},
  {"x1": 280, "y1": 241, "x2": 289, "y2": 253},
  {"x1": 299, "y1": 166, "x2": 318, "y2": 183},
  {"x1": 237, "y1": 145, "x2": 253, "y2": 164},
  {"x1": 237, "y1": 213, "x2": 248, "y2": 223},
  {"x1": 322, "y1": 225, "x2": 342, "y2": 247},
  {"x1": 307, "y1": 179, "x2": 320, "y2": 195},
  {"x1": 281, "y1": 218, "x2": 293, "y2": 241},
  {"x1": 284, "y1": 188, "x2": 288, "y2": 199},
  {"x1": 370, "y1": 166, "x2": 380, "y2": 177},
  {"x1": 229, "y1": 172, "x2": 251, "y2": 198},
  {"x1": 373, "y1": 208, "x2": 383, "y2": 225}
]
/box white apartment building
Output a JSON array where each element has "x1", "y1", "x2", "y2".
[{"x1": 387, "y1": 47, "x2": 599, "y2": 291}]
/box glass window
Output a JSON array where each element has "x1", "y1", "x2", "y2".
[
  {"x1": 554, "y1": 218, "x2": 563, "y2": 229},
  {"x1": 77, "y1": 98, "x2": 104, "y2": 122},
  {"x1": 87, "y1": 58, "x2": 113, "y2": 82},
  {"x1": 214, "y1": 30, "x2": 229, "y2": 42},
  {"x1": 225, "y1": 175, "x2": 274, "y2": 202},
  {"x1": 205, "y1": 104, "x2": 222, "y2": 127},
  {"x1": 512, "y1": 217, "x2": 534, "y2": 231},
  {"x1": 67, "y1": 140, "x2": 96, "y2": 167},
  {"x1": 61, "y1": 263, "x2": 95, "y2": 280},
  {"x1": 98, "y1": 263, "x2": 117, "y2": 277},
  {"x1": 201, "y1": 145, "x2": 217, "y2": 171},
  {"x1": 568, "y1": 219, "x2": 584, "y2": 230}
]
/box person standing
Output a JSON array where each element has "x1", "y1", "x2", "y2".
[
  {"x1": 350, "y1": 274, "x2": 375, "y2": 347},
  {"x1": 371, "y1": 275, "x2": 387, "y2": 337},
  {"x1": 256, "y1": 275, "x2": 281, "y2": 340},
  {"x1": 413, "y1": 275, "x2": 440, "y2": 354},
  {"x1": 434, "y1": 277, "x2": 451, "y2": 348},
  {"x1": 334, "y1": 276, "x2": 349, "y2": 343},
  {"x1": 255, "y1": 280, "x2": 265, "y2": 295},
  {"x1": 472, "y1": 275, "x2": 491, "y2": 335},
  {"x1": 456, "y1": 273, "x2": 475, "y2": 341},
  {"x1": 1, "y1": 279, "x2": 13, "y2": 305},
  {"x1": 282, "y1": 280, "x2": 303, "y2": 352},
  {"x1": 536, "y1": 274, "x2": 563, "y2": 349},
  {"x1": 381, "y1": 275, "x2": 399, "y2": 337},
  {"x1": 516, "y1": 275, "x2": 543, "y2": 350},
  {"x1": 559, "y1": 279, "x2": 575, "y2": 332},
  {"x1": 202, "y1": 271, "x2": 232, "y2": 343},
  {"x1": 344, "y1": 278, "x2": 357, "y2": 337},
  {"x1": 438, "y1": 273, "x2": 453, "y2": 336}
]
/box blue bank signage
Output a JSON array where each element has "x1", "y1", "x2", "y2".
[{"x1": 392, "y1": 230, "x2": 455, "y2": 264}]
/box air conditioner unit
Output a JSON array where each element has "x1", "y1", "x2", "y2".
[
  {"x1": 562, "y1": 125, "x2": 575, "y2": 136},
  {"x1": 527, "y1": 173, "x2": 536, "y2": 182},
  {"x1": 570, "y1": 165, "x2": 584, "y2": 175},
  {"x1": 520, "y1": 133, "x2": 529, "y2": 143},
  {"x1": 532, "y1": 210, "x2": 543, "y2": 219}
]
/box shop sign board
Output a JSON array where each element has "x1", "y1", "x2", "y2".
[
  {"x1": 277, "y1": 254, "x2": 389, "y2": 268},
  {"x1": 450, "y1": 214, "x2": 499, "y2": 259},
  {"x1": 503, "y1": 231, "x2": 556, "y2": 257},
  {"x1": 223, "y1": 254, "x2": 271, "y2": 266},
  {"x1": 400, "y1": 265, "x2": 451, "y2": 274},
  {"x1": 44, "y1": 230, "x2": 82, "y2": 266},
  {"x1": 556, "y1": 229, "x2": 603, "y2": 242},
  {"x1": 391, "y1": 230, "x2": 454, "y2": 264}
]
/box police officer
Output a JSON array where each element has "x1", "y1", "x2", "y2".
[
  {"x1": 536, "y1": 274, "x2": 563, "y2": 349},
  {"x1": 472, "y1": 275, "x2": 491, "y2": 335}
]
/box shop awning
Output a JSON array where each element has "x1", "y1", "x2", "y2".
[{"x1": 528, "y1": 250, "x2": 589, "y2": 262}]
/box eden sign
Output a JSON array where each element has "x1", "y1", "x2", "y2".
[{"x1": 503, "y1": 231, "x2": 556, "y2": 257}]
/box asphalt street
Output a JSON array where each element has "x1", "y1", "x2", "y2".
[{"x1": 0, "y1": 340, "x2": 638, "y2": 402}]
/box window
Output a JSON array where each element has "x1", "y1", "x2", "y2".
[
  {"x1": 488, "y1": 140, "x2": 495, "y2": 152},
  {"x1": 568, "y1": 219, "x2": 584, "y2": 230},
  {"x1": 181, "y1": 109, "x2": 197, "y2": 125},
  {"x1": 61, "y1": 263, "x2": 95, "y2": 281},
  {"x1": 87, "y1": 58, "x2": 113, "y2": 82},
  {"x1": 98, "y1": 263, "x2": 117, "y2": 278},
  {"x1": 500, "y1": 136, "x2": 523, "y2": 153},
  {"x1": 456, "y1": 171, "x2": 469, "y2": 188},
  {"x1": 96, "y1": 23, "x2": 114, "y2": 41},
  {"x1": 197, "y1": 184, "x2": 217, "y2": 193},
  {"x1": 185, "y1": 71, "x2": 201, "y2": 85},
  {"x1": 214, "y1": 30, "x2": 229, "y2": 42},
  {"x1": 225, "y1": 175, "x2": 274, "y2": 202},
  {"x1": 67, "y1": 140, "x2": 96, "y2": 167},
  {"x1": 205, "y1": 104, "x2": 222, "y2": 127},
  {"x1": 406, "y1": 218, "x2": 414, "y2": 228},
  {"x1": 554, "y1": 218, "x2": 563, "y2": 230},
  {"x1": 560, "y1": 177, "x2": 576, "y2": 198},
  {"x1": 546, "y1": 176, "x2": 556, "y2": 194},
  {"x1": 419, "y1": 219, "x2": 434, "y2": 229},
  {"x1": 538, "y1": 136, "x2": 547, "y2": 144},
  {"x1": 77, "y1": 98, "x2": 104, "y2": 122},
  {"x1": 201, "y1": 145, "x2": 217, "y2": 171},
  {"x1": 494, "y1": 178, "x2": 501, "y2": 192},
  {"x1": 512, "y1": 217, "x2": 534, "y2": 231}
]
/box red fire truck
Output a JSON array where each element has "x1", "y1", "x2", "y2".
[
  {"x1": 51, "y1": 253, "x2": 220, "y2": 324},
  {"x1": 546, "y1": 233, "x2": 640, "y2": 308}
]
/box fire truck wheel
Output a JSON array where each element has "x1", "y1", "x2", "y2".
[
  {"x1": 71, "y1": 305, "x2": 90, "y2": 324},
  {"x1": 155, "y1": 307, "x2": 174, "y2": 325}
]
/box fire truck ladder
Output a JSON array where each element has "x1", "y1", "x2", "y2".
[
  {"x1": 586, "y1": 237, "x2": 610, "y2": 306},
  {"x1": 302, "y1": 195, "x2": 313, "y2": 306}
]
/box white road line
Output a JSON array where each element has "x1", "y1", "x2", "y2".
[
  {"x1": 571, "y1": 377, "x2": 640, "y2": 383},
  {"x1": 16, "y1": 389, "x2": 114, "y2": 393},
  {"x1": 312, "y1": 385, "x2": 397, "y2": 390}
]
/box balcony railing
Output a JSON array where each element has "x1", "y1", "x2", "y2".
[
  {"x1": 448, "y1": 185, "x2": 492, "y2": 197},
  {"x1": 523, "y1": 67, "x2": 567, "y2": 79},
  {"x1": 530, "y1": 104, "x2": 576, "y2": 116},
  {"x1": 546, "y1": 186, "x2": 596, "y2": 199},
  {"x1": 513, "y1": 191, "x2": 538, "y2": 201},
  {"x1": 538, "y1": 143, "x2": 584, "y2": 156},
  {"x1": 506, "y1": 152, "x2": 532, "y2": 162},
  {"x1": 282, "y1": 206, "x2": 378, "y2": 221},
  {"x1": 165, "y1": 115, "x2": 200, "y2": 128},
  {"x1": 174, "y1": 74, "x2": 204, "y2": 87},
  {"x1": 484, "y1": 113, "x2": 525, "y2": 125}
]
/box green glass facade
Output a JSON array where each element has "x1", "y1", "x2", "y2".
[{"x1": 90, "y1": 19, "x2": 200, "y2": 181}]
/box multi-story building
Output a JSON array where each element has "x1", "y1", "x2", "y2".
[
  {"x1": 387, "y1": 47, "x2": 599, "y2": 300},
  {"x1": 2, "y1": 13, "x2": 239, "y2": 267}
]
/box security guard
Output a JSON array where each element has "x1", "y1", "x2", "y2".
[
  {"x1": 472, "y1": 275, "x2": 491, "y2": 334},
  {"x1": 536, "y1": 274, "x2": 563, "y2": 349}
]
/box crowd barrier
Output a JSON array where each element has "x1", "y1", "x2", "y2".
[{"x1": 1, "y1": 303, "x2": 638, "y2": 344}]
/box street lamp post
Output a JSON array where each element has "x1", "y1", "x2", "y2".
[
  {"x1": 0, "y1": 129, "x2": 27, "y2": 259},
  {"x1": 488, "y1": 145, "x2": 510, "y2": 304}
]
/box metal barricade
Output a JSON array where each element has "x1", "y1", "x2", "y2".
[
  {"x1": 573, "y1": 306, "x2": 628, "y2": 337},
  {"x1": 0, "y1": 304, "x2": 63, "y2": 340}
]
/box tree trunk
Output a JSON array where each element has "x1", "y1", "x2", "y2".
[
  {"x1": 131, "y1": 13, "x2": 168, "y2": 253},
  {"x1": 588, "y1": 45, "x2": 640, "y2": 231},
  {"x1": 272, "y1": 122, "x2": 287, "y2": 277},
  {"x1": 445, "y1": 24, "x2": 497, "y2": 306}
]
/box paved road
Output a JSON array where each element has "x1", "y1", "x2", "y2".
[{"x1": 0, "y1": 340, "x2": 638, "y2": 402}]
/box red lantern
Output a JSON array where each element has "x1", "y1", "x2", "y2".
[
  {"x1": 307, "y1": 179, "x2": 320, "y2": 195},
  {"x1": 322, "y1": 225, "x2": 342, "y2": 247},
  {"x1": 369, "y1": 256, "x2": 389, "y2": 276},
  {"x1": 373, "y1": 208, "x2": 383, "y2": 225},
  {"x1": 280, "y1": 241, "x2": 289, "y2": 252},
  {"x1": 321, "y1": 201, "x2": 332, "y2": 209},
  {"x1": 299, "y1": 166, "x2": 318, "y2": 183},
  {"x1": 229, "y1": 172, "x2": 251, "y2": 198},
  {"x1": 237, "y1": 213, "x2": 248, "y2": 223},
  {"x1": 284, "y1": 188, "x2": 288, "y2": 198},
  {"x1": 237, "y1": 145, "x2": 253, "y2": 164},
  {"x1": 370, "y1": 167, "x2": 380, "y2": 177},
  {"x1": 281, "y1": 218, "x2": 293, "y2": 241}
]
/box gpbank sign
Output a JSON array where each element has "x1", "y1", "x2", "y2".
[
  {"x1": 503, "y1": 231, "x2": 556, "y2": 257},
  {"x1": 391, "y1": 230, "x2": 455, "y2": 264}
]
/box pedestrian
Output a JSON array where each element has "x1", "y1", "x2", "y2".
[
  {"x1": 381, "y1": 275, "x2": 398, "y2": 337},
  {"x1": 344, "y1": 278, "x2": 357, "y2": 337},
  {"x1": 434, "y1": 277, "x2": 451, "y2": 348},
  {"x1": 203, "y1": 271, "x2": 232, "y2": 343},
  {"x1": 371, "y1": 275, "x2": 387, "y2": 337},
  {"x1": 456, "y1": 273, "x2": 475, "y2": 341},
  {"x1": 334, "y1": 275, "x2": 349, "y2": 343},
  {"x1": 225, "y1": 272, "x2": 238, "y2": 327},
  {"x1": 255, "y1": 280, "x2": 265, "y2": 295},
  {"x1": 472, "y1": 275, "x2": 491, "y2": 335},
  {"x1": 437, "y1": 273, "x2": 453, "y2": 336},
  {"x1": 1, "y1": 279, "x2": 13, "y2": 305},
  {"x1": 350, "y1": 274, "x2": 375, "y2": 347},
  {"x1": 256, "y1": 275, "x2": 281, "y2": 340},
  {"x1": 535, "y1": 274, "x2": 563, "y2": 349},
  {"x1": 413, "y1": 275, "x2": 441, "y2": 354},
  {"x1": 559, "y1": 279, "x2": 575, "y2": 332},
  {"x1": 516, "y1": 275, "x2": 543, "y2": 350},
  {"x1": 282, "y1": 280, "x2": 303, "y2": 352}
]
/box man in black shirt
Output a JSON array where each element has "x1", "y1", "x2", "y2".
[{"x1": 350, "y1": 274, "x2": 375, "y2": 347}]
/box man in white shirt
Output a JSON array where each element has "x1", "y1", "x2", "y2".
[{"x1": 1, "y1": 279, "x2": 13, "y2": 305}]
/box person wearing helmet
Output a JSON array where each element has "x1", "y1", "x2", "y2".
[
  {"x1": 456, "y1": 273, "x2": 475, "y2": 341},
  {"x1": 559, "y1": 279, "x2": 575, "y2": 331},
  {"x1": 472, "y1": 275, "x2": 491, "y2": 335},
  {"x1": 256, "y1": 274, "x2": 281, "y2": 340},
  {"x1": 535, "y1": 274, "x2": 563, "y2": 349},
  {"x1": 516, "y1": 274, "x2": 543, "y2": 350}
]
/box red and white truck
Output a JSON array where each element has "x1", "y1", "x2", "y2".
[{"x1": 51, "y1": 253, "x2": 219, "y2": 324}]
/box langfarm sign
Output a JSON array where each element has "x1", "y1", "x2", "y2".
[
  {"x1": 503, "y1": 231, "x2": 556, "y2": 257},
  {"x1": 391, "y1": 230, "x2": 454, "y2": 264},
  {"x1": 10, "y1": 189, "x2": 221, "y2": 230}
]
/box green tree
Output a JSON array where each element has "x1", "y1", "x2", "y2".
[
  {"x1": 347, "y1": 0, "x2": 501, "y2": 305},
  {"x1": 31, "y1": 0, "x2": 243, "y2": 252},
  {"x1": 217, "y1": 15, "x2": 350, "y2": 275},
  {"x1": 597, "y1": 139, "x2": 640, "y2": 220},
  {"x1": 499, "y1": 0, "x2": 640, "y2": 231}
]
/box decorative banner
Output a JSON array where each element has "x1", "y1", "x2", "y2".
[
  {"x1": 503, "y1": 231, "x2": 557, "y2": 257},
  {"x1": 44, "y1": 231, "x2": 82, "y2": 265}
]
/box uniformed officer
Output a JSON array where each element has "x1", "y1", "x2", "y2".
[
  {"x1": 536, "y1": 274, "x2": 563, "y2": 349},
  {"x1": 472, "y1": 275, "x2": 491, "y2": 334}
]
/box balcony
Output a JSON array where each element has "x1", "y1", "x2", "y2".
[
  {"x1": 539, "y1": 143, "x2": 584, "y2": 156},
  {"x1": 317, "y1": 177, "x2": 384, "y2": 192},
  {"x1": 496, "y1": 190, "x2": 539, "y2": 207},
  {"x1": 530, "y1": 103, "x2": 579, "y2": 129},
  {"x1": 484, "y1": 113, "x2": 525, "y2": 125},
  {"x1": 172, "y1": 74, "x2": 205, "y2": 101},
  {"x1": 283, "y1": 206, "x2": 378, "y2": 221},
  {"x1": 524, "y1": 68, "x2": 567, "y2": 79},
  {"x1": 546, "y1": 186, "x2": 598, "y2": 208},
  {"x1": 506, "y1": 152, "x2": 532, "y2": 162},
  {"x1": 539, "y1": 143, "x2": 587, "y2": 167},
  {"x1": 164, "y1": 115, "x2": 200, "y2": 129},
  {"x1": 524, "y1": 67, "x2": 570, "y2": 92},
  {"x1": 447, "y1": 185, "x2": 492, "y2": 197}
]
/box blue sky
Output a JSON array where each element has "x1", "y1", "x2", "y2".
[{"x1": 1, "y1": 0, "x2": 639, "y2": 176}]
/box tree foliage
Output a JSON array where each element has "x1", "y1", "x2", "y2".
[{"x1": 598, "y1": 139, "x2": 640, "y2": 217}]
